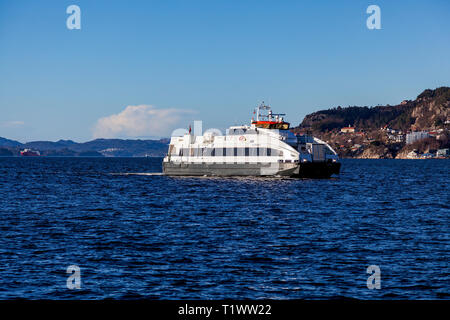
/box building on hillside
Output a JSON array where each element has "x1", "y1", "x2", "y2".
[
  {"x1": 387, "y1": 134, "x2": 404, "y2": 143},
  {"x1": 437, "y1": 148, "x2": 450, "y2": 157},
  {"x1": 406, "y1": 131, "x2": 430, "y2": 144},
  {"x1": 406, "y1": 150, "x2": 419, "y2": 159},
  {"x1": 340, "y1": 125, "x2": 355, "y2": 133}
]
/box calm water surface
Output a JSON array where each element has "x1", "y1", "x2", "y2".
[{"x1": 0, "y1": 158, "x2": 448, "y2": 299}]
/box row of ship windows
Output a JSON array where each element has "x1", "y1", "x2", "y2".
[
  {"x1": 170, "y1": 147, "x2": 283, "y2": 157},
  {"x1": 227, "y1": 128, "x2": 258, "y2": 135}
]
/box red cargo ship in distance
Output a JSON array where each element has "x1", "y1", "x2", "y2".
[{"x1": 20, "y1": 149, "x2": 41, "y2": 156}]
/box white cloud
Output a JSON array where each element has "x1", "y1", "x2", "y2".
[
  {"x1": 93, "y1": 105, "x2": 195, "y2": 139},
  {"x1": 1, "y1": 121, "x2": 25, "y2": 127}
]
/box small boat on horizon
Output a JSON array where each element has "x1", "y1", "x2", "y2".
[
  {"x1": 20, "y1": 149, "x2": 40, "y2": 157},
  {"x1": 163, "y1": 103, "x2": 341, "y2": 178}
]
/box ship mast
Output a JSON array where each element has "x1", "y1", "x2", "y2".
[{"x1": 254, "y1": 102, "x2": 272, "y2": 122}]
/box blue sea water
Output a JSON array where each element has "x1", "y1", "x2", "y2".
[{"x1": 0, "y1": 157, "x2": 448, "y2": 299}]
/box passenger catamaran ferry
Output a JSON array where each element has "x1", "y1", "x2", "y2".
[{"x1": 163, "y1": 104, "x2": 341, "y2": 178}]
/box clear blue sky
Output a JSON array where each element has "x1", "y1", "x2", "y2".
[{"x1": 1, "y1": 0, "x2": 449, "y2": 142}]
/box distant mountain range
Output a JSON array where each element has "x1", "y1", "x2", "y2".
[
  {"x1": 0, "y1": 137, "x2": 23, "y2": 148},
  {"x1": 0, "y1": 137, "x2": 169, "y2": 157}
]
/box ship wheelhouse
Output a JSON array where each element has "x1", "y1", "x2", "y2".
[
  {"x1": 251, "y1": 103, "x2": 290, "y2": 130},
  {"x1": 252, "y1": 121, "x2": 290, "y2": 130}
]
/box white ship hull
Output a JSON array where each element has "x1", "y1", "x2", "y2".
[
  {"x1": 163, "y1": 161, "x2": 299, "y2": 177},
  {"x1": 163, "y1": 160, "x2": 340, "y2": 178},
  {"x1": 162, "y1": 104, "x2": 341, "y2": 178}
]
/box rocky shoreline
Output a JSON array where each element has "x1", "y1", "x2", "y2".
[{"x1": 293, "y1": 87, "x2": 450, "y2": 160}]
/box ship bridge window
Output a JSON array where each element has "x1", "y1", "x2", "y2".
[{"x1": 228, "y1": 128, "x2": 248, "y2": 135}]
